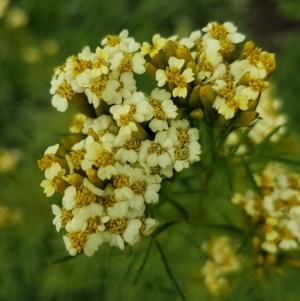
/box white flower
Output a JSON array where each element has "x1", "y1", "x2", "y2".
[
  {"x1": 85, "y1": 77, "x2": 120, "y2": 108},
  {"x1": 180, "y1": 30, "x2": 202, "y2": 49},
  {"x1": 202, "y1": 22, "x2": 245, "y2": 52},
  {"x1": 141, "y1": 34, "x2": 166, "y2": 57},
  {"x1": 197, "y1": 49, "x2": 226, "y2": 83},
  {"x1": 138, "y1": 131, "x2": 173, "y2": 169},
  {"x1": 83, "y1": 140, "x2": 117, "y2": 180},
  {"x1": 123, "y1": 219, "x2": 142, "y2": 245},
  {"x1": 156, "y1": 57, "x2": 194, "y2": 98},
  {"x1": 142, "y1": 218, "x2": 159, "y2": 235},
  {"x1": 148, "y1": 88, "x2": 178, "y2": 132},
  {"x1": 110, "y1": 92, "x2": 153, "y2": 136},
  {"x1": 167, "y1": 119, "x2": 201, "y2": 172},
  {"x1": 212, "y1": 80, "x2": 249, "y2": 120},
  {"x1": 108, "y1": 70, "x2": 137, "y2": 104},
  {"x1": 64, "y1": 216, "x2": 103, "y2": 256},
  {"x1": 90, "y1": 47, "x2": 109, "y2": 78},
  {"x1": 50, "y1": 73, "x2": 74, "y2": 112},
  {"x1": 62, "y1": 185, "x2": 77, "y2": 210},
  {"x1": 51, "y1": 204, "x2": 73, "y2": 232},
  {"x1": 114, "y1": 135, "x2": 140, "y2": 163},
  {"x1": 40, "y1": 163, "x2": 66, "y2": 196},
  {"x1": 65, "y1": 47, "x2": 97, "y2": 88},
  {"x1": 110, "y1": 49, "x2": 146, "y2": 74}
]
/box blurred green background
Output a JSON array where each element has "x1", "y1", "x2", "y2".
[{"x1": 1, "y1": 0, "x2": 300, "y2": 300}]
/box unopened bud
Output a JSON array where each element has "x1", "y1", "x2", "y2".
[
  {"x1": 231, "y1": 111, "x2": 258, "y2": 127},
  {"x1": 145, "y1": 62, "x2": 157, "y2": 82},
  {"x1": 151, "y1": 51, "x2": 167, "y2": 70},
  {"x1": 176, "y1": 47, "x2": 193, "y2": 67},
  {"x1": 53, "y1": 177, "x2": 70, "y2": 195},
  {"x1": 239, "y1": 41, "x2": 256, "y2": 60},
  {"x1": 199, "y1": 85, "x2": 216, "y2": 110},
  {"x1": 237, "y1": 71, "x2": 250, "y2": 86},
  {"x1": 164, "y1": 40, "x2": 177, "y2": 57},
  {"x1": 88, "y1": 127, "x2": 99, "y2": 141},
  {"x1": 65, "y1": 173, "x2": 83, "y2": 187},
  {"x1": 86, "y1": 168, "x2": 105, "y2": 188},
  {"x1": 69, "y1": 93, "x2": 96, "y2": 118},
  {"x1": 186, "y1": 61, "x2": 197, "y2": 77},
  {"x1": 188, "y1": 85, "x2": 201, "y2": 110},
  {"x1": 190, "y1": 108, "x2": 204, "y2": 119}
]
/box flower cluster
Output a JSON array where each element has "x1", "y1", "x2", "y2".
[
  {"x1": 232, "y1": 163, "x2": 300, "y2": 255},
  {"x1": 39, "y1": 29, "x2": 202, "y2": 256},
  {"x1": 142, "y1": 21, "x2": 275, "y2": 125},
  {"x1": 200, "y1": 236, "x2": 241, "y2": 296}
]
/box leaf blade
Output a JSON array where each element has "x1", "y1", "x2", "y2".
[{"x1": 154, "y1": 240, "x2": 189, "y2": 301}]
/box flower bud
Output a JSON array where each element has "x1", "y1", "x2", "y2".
[
  {"x1": 150, "y1": 51, "x2": 167, "y2": 69},
  {"x1": 188, "y1": 85, "x2": 202, "y2": 110},
  {"x1": 86, "y1": 168, "x2": 105, "y2": 188},
  {"x1": 239, "y1": 41, "x2": 256, "y2": 60},
  {"x1": 145, "y1": 62, "x2": 157, "y2": 82},
  {"x1": 53, "y1": 177, "x2": 70, "y2": 195},
  {"x1": 65, "y1": 173, "x2": 83, "y2": 187},
  {"x1": 176, "y1": 47, "x2": 193, "y2": 67},
  {"x1": 69, "y1": 93, "x2": 96, "y2": 118},
  {"x1": 190, "y1": 108, "x2": 204, "y2": 120},
  {"x1": 237, "y1": 71, "x2": 250, "y2": 86},
  {"x1": 164, "y1": 40, "x2": 177, "y2": 57},
  {"x1": 186, "y1": 61, "x2": 198, "y2": 77},
  {"x1": 199, "y1": 85, "x2": 216, "y2": 110},
  {"x1": 231, "y1": 111, "x2": 258, "y2": 127}
]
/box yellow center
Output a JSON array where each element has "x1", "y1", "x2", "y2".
[
  {"x1": 245, "y1": 47, "x2": 262, "y2": 65},
  {"x1": 124, "y1": 137, "x2": 140, "y2": 152},
  {"x1": 75, "y1": 185, "x2": 98, "y2": 208},
  {"x1": 72, "y1": 56, "x2": 93, "y2": 75},
  {"x1": 149, "y1": 97, "x2": 166, "y2": 121},
  {"x1": 120, "y1": 53, "x2": 133, "y2": 73},
  {"x1": 106, "y1": 218, "x2": 127, "y2": 235},
  {"x1": 37, "y1": 154, "x2": 55, "y2": 170},
  {"x1": 95, "y1": 149, "x2": 114, "y2": 168},
  {"x1": 131, "y1": 181, "x2": 147, "y2": 195},
  {"x1": 56, "y1": 80, "x2": 75, "y2": 100},
  {"x1": 106, "y1": 35, "x2": 121, "y2": 47},
  {"x1": 165, "y1": 66, "x2": 181, "y2": 83},
  {"x1": 90, "y1": 77, "x2": 107, "y2": 98},
  {"x1": 67, "y1": 231, "x2": 89, "y2": 253},
  {"x1": 69, "y1": 149, "x2": 86, "y2": 170},
  {"x1": 101, "y1": 195, "x2": 117, "y2": 207},
  {"x1": 60, "y1": 208, "x2": 73, "y2": 228},
  {"x1": 113, "y1": 174, "x2": 130, "y2": 188},
  {"x1": 149, "y1": 142, "x2": 165, "y2": 155}
]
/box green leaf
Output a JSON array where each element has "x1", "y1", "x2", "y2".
[
  {"x1": 152, "y1": 221, "x2": 176, "y2": 238},
  {"x1": 200, "y1": 224, "x2": 247, "y2": 235},
  {"x1": 241, "y1": 157, "x2": 261, "y2": 195},
  {"x1": 50, "y1": 253, "x2": 82, "y2": 264},
  {"x1": 105, "y1": 247, "x2": 113, "y2": 270},
  {"x1": 154, "y1": 240, "x2": 189, "y2": 301},
  {"x1": 166, "y1": 199, "x2": 189, "y2": 221},
  {"x1": 254, "y1": 124, "x2": 284, "y2": 154},
  {"x1": 132, "y1": 238, "x2": 152, "y2": 286},
  {"x1": 264, "y1": 155, "x2": 300, "y2": 168},
  {"x1": 230, "y1": 123, "x2": 257, "y2": 155},
  {"x1": 222, "y1": 157, "x2": 234, "y2": 193}
]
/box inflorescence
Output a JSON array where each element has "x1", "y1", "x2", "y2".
[{"x1": 38, "y1": 21, "x2": 276, "y2": 257}]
